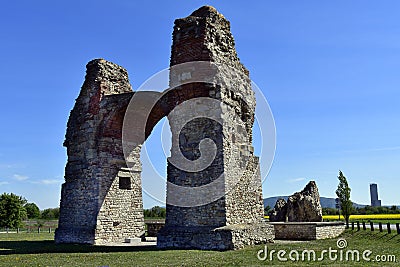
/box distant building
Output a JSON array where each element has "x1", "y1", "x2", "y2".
[{"x1": 370, "y1": 183, "x2": 381, "y2": 207}]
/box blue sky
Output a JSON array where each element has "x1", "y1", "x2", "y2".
[{"x1": 0, "y1": 1, "x2": 399, "y2": 209}]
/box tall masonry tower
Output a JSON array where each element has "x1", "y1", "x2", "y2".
[
  {"x1": 370, "y1": 183, "x2": 381, "y2": 207},
  {"x1": 157, "y1": 6, "x2": 274, "y2": 250}
]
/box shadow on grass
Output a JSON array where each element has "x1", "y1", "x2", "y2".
[{"x1": 0, "y1": 240, "x2": 160, "y2": 255}]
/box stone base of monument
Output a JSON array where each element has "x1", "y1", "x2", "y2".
[
  {"x1": 55, "y1": 227, "x2": 95, "y2": 244},
  {"x1": 269, "y1": 222, "x2": 345, "y2": 240},
  {"x1": 157, "y1": 223, "x2": 275, "y2": 250},
  {"x1": 124, "y1": 237, "x2": 142, "y2": 244}
]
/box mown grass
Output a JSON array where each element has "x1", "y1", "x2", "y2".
[{"x1": 0, "y1": 230, "x2": 399, "y2": 266}]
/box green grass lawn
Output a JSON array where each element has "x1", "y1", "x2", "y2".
[{"x1": 0, "y1": 230, "x2": 399, "y2": 266}]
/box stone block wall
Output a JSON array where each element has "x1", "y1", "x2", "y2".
[
  {"x1": 158, "y1": 223, "x2": 274, "y2": 251},
  {"x1": 55, "y1": 60, "x2": 145, "y2": 244},
  {"x1": 271, "y1": 222, "x2": 345, "y2": 240},
  {"x1": 218, "y1": 223, "x2": 275, "y2": 250},
  {"x1": 145, "y1": 220, "x2": 165, "y2": 237},
  {"x1": 273, "y1": 223, "x2": 316, "y2": 240},
  {"x1": 316, "y1": 223, "x2": 346, "y2": 239}
]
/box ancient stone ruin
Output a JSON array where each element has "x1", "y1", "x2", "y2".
[
  {"x1": 55, "y1": 6, "x2": 274, "y2": 250},
  {"x1": 54, "y1": 59, "x2": 144, "y2": 245},
  {"x1": 269, "y1": 180, "x2": 343, "y2": 241},
  {"x1": 269, "y1": 181, "x2": 323, "y2": 222}
]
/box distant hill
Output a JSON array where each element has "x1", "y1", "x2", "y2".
[{"x1": 264, "y1": 196, "x2": 366, "y2": 209}]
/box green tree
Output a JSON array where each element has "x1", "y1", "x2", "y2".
[
  {"x1": 390, "y1": 205, "x2": 397, "y2": 213},
  {"x1": 335, "y1": 170, "x2": 353, "y2": 227},
  {"x1": 0, "y1": 193, "x2": 27, "y2": 228},
  {"x1": 264, "y1": 205, "x2": 271, "y2": 216},
  {"x1": 40, "y1": 208, "x2": 60, "y2": 219},
  {"x1": 24, "y1": 202, "x2": 40, "y2": 219},
  {"x1": 322, "y1": 207, "x2": 339, "y2": 216},
  {"x1": 144, "y1": 206, "x2": 166, "y2": 218}
]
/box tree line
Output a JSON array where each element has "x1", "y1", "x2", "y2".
[
  {"x1": 0, "y1": 190, "x2": 167, "y2": 229},
  {"x1": 323, "y1": 205, "x2": 399, "y2": 216},
  {"x1": 2, "y1": 171, "x2": 387, "y2": 228},
  {"x1": 144, "y1": 206, "x2": 166, "y2": 218},
  {"x1": 0, "y1": 192, "x2": 59, "y2": 228}
]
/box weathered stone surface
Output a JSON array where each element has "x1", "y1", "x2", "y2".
[
  {"x1": 157, "y1": 5, "x2": 270, "y2": 250},
  {"x1": 145, "y1": 220, "x2": 165, "y2": 237},
  {"x1": 268, "y1": 198, "x2": 287, "y2": 222},
  {"x1": 269, "y1": 181, "x2": 323, "y2": 222},
  {"x1": 55, "y1": 59, "x2": 144, "y2": 245},
  {"x1": 270, "y1": 222, "x2": 345, "y2": 240},
  {"x1": 158, "y1": 223, "x2": 274, "y2": 251},
  {"x1": 287, "y1": 181, "x2": 323, "y2": 222},
  {"x1": 56, "y1": 5, "x2": 273, "y2": 249}
]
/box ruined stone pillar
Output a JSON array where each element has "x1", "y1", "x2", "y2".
[
  {"x1": 157, "y1": 6, "x2": 274, "y2": 250},
  {"x1": 55, "y1": 59, "x2": 145, "y2": 244}
]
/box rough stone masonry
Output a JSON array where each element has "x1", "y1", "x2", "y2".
[
  {"x1": 269, "y1": 181, "x2": 323, "y2": 222},
  {"x1": 55, "y1": 6, "x2": 274, "y2": 250}
]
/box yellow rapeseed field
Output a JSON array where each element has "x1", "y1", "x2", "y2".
[
  {"x1": 323, "y1": 214, "x2": 400, "y2": 220},
  {"x1": 264, "y1": 214, "x2": 400, "y2": 220}
]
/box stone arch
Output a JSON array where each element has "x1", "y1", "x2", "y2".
[{"x1": 56, "y1": 6, "x2": 274, "y2": 250}]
